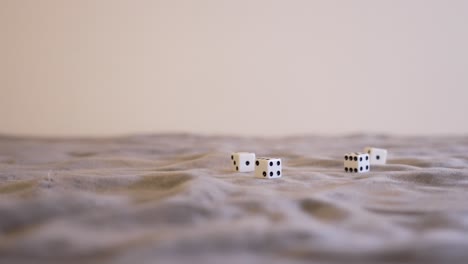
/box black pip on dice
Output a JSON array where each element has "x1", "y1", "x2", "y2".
[
  {"x1": 344, "y1": 152, "x2": 370, "y2": 173},
  {"x1": 231, "y1": 152, "x2": 256, "y2": 172},
  {"x1": 255, "y1": 158, "x2": 282, "y2": 179}
]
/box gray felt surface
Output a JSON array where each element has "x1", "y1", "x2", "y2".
[{"x1": 1, "y1": 134, "x2": 468, "y2": 264}]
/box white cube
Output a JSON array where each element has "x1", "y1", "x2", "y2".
[
  {"x1": 364, "y1": 147, "x2": 388, "y2": 165},
  {"x1": 344, "y1": 152, "x2": 370, "y2": 173},
  {"x1": 255, "y1": 158, "x2": 282, "y2": 179},
  {"x1": 231, "y1": 152, "x2": 256, "y2": 172}
]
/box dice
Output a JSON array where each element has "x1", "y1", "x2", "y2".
[
  {"x1": 255, "y1": 158, "x2": 282, "y2": 179},
  {"x1": 364, "y1": 147, "x2": 387, "y2": 165},
  {"x1": 344, "y1": 152, "x2": 370, "y2": 173},
  {"x1": 231, "y1": 152, "x2": 256, "y2": 172}
]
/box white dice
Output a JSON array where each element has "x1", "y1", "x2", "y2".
[
  {"x1": 255, "y1": 158, "x2": 282, "y2": 179},
  {"x1": 344, "y1": 152, "x2": 370, "y2": 173},
  {"x1": 231, "y1": 152, "x2": 256, "y2": 172},
  {"x1": 364, "y1": 147, "x2": 387, "y2": 165}
]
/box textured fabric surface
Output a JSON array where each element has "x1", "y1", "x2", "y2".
[{"x1": 1, "y1": 134, "x2": 468, "y2": 264}]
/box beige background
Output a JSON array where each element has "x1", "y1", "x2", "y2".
[{"x1": 1, "y1": 0, "x2": 468, "y2": 137}]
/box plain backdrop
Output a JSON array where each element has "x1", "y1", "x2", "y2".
[{"x1": 1, "y1": 0, "x2": 468, "y2": 137}]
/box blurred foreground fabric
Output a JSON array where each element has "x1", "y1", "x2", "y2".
[{"x1": 1, "y1": 134, "x2": 468, "y2": 264}]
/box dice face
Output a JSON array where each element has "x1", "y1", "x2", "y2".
[
  {"x1": 364, "y1": 147, "x2": 387, "y2": 165},
  {"x1": 231, "y1": 152, "x2": 256, "y2": 172},
  {"x1": 255, "y1": 158, "x2": 282, "y2": 179},
  {"x1": 344, "y1": 152, "x2": 370, "y2": 173}
]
